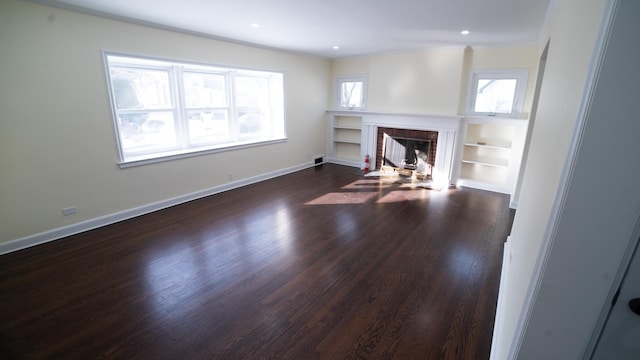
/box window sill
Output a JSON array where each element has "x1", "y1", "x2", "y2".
[{"x1": 118, "y1": 137, "x2": 287, "y2": 168}]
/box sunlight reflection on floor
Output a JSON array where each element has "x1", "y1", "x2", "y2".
[
  {"x1": 305, "y1": 191, "x2": 378, "y2": 205},
  {"x1": 376, "y1": 189, "x2": 430, "y2": 203},
  {"x1": 340, "y1": 179, "x2": 393, "y2": 190},
  {"x1": 305, "y1": 177, "x2": 444, "y2": 205}
]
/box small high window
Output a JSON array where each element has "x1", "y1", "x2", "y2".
[
  {"x1": 336, "y1": 76, "x2": 367, "y2": 110},
  {"x1": 467, "y1": 69, "x2": 528, "y2": 117}
]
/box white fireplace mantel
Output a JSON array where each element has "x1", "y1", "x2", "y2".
[
  {"x1": 327, "y1": 111, "x2": 527, "y2": 200},
  {"x1": 357, "y1": 112, "x2": 462, "y2": 187}
]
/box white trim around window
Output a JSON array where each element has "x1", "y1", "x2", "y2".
[
  {"x1": 336, "y1": 75, "x2": 367, "y2": 111},
  {"x1": 466, "y1": 69, "x2": 528, "y2": 118},
  {"x1": 102, "y1": 51, "x2": 286, "y2": 167}
]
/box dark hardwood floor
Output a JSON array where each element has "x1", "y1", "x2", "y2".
[{"x1": 0, "y1": 164, "x2": 514, "y2": 359}]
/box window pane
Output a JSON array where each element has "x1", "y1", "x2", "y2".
[
  {"x1": 236, "y1": 76, "x2": 271, "y2": 137},
  {"x1": 183, "y1": 72, "x2": 227, "y2": 107},
  {"x1": 110, "y1": 68, "x2": 172, "y2": 110},
  {"x1": 474, "y1": 79, "x2": 517, "y2": 114},
  {"x1": 118, "y1": 111, "x2": 177, "y2": 155},
  {"x1": 187, "y1": 110, "x2": 229, "y2": 144},
  {"x1": 235, "y1": 76, "x2": 268, "y2": 106},
  {"x1": 237, "y1": 109, "x2": 265, "y2": 137},
  {"x1": 340, "y1": 81, "x2": 363, "y2": 109}
]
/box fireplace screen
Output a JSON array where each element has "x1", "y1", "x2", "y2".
[{"x1": 382, "y1": 134, "x2": 431, "y2": 174}]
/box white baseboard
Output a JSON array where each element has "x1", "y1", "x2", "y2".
[
  {"x1": 490, "y1": 236, "x2": 512, "y2": 360},
  {"x1": 326, "y1": 157, "x2": 361, "y2": 168},
  {"x1": 509, "y1": 193, "x2": 518, "y2": 209},
  {"x1": 456, "y1": 179, "x2": 510, "y2": 195},
  {"x1": 0, "y1": 161, "x2": 319, "y2": 255}
]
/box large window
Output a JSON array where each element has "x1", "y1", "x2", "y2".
[
  {"x1": 104, "y1": 53, "x2": 285, "y2": 166},
  {"x1": 466, "y1": 69, "x2": 528, "y2": 117}
]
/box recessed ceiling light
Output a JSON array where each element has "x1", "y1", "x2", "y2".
[
  {"x1": 250, "y1": 23, "x2": 260, "y2": 28},
  {"x1": 333, "y1": 46, "x2": 340, "y2": 50},
  {"x1": 461, "y1": 30, "x2": 470, "y2": 35}
]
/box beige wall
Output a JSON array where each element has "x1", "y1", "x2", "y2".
[
  {"x1": 493, "y1": 0, "x2": 608, "y2": 358},
  {"x1": 331, "y1": 48, "x2": 465, "y2": 115},
  {"x1": 467, "y1": 46, "x2": 540, "y2": 117},
  {"x1": 0, "y1": 0, "x2": 330, "y2": 243},
  {"x1": 329, "y1": 55, "x2": 371, "y2": 110},
  {"x1": 330, "y1": 45, "x2": 539, "y2": 117},
  {"x1": 367, "y1": 48, "x2": 465, "y2": 115},
  {"x1": 0, "y1": 0, "x2": 542, "y2": 248}
]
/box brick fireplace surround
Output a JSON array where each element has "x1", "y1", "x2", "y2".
[
  {"x1": 359, "y1": 113, "x2": 460, "y2": 187},
  {"x1": 375, "y1": 127, "x2": 439, "y2": 171}
]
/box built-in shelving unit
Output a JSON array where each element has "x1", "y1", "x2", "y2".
[
  {"x1": 327, "y1": 112, "x2": 363, "y2": 167},
  {"x1": 457, "y1": 117, "x2": 527, "y2": 196},
  {"x1": 324, "y1": 112, "x2": 527, "y2": 200}
]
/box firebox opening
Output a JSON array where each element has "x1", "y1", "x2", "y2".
[
  {"x1": 375, "y1": 127, "x2": 439, "y2": 180},
  {"x1": 382, "y1": 133, "x2": 432, "y2": 178}
]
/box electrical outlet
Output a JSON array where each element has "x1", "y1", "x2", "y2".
[
  {"x1": 228, "y1": 172, "x2": 233, "y2": 181},
  {"x1": 62, "y1": 207, "x2": 77, "y2": 216}
]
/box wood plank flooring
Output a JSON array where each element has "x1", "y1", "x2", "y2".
[{"x1": 0, "y1": 164, "x2": 514, "y2": 359}]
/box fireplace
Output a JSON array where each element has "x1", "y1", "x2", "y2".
[
  {"x1": 358, "y1": 113, "x2": 460, "y2": 187},
  {"x1": 377, "y1": 127, "x2": 438, "y2": 178}
]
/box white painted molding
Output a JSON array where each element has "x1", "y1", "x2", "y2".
[
  {"x1": 326, "y1": 110, "x2": 461, "y2": 121},
  {"x1": 326, "y1": 157, "x2": 361, "y2": 169},
  {"x1": 0, "y1": 161, "x2": 321, "y2": 255},
  {"x1": 490, "y1": 236, "x2": 513, "y2": 360},
  {"x1": 457, "y1": 180, "x2": 509, "y2": 195},
  {"x1": 509, "y1": 199, "x2": 518, "y2": 210}
]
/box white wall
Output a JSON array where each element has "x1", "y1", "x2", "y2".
[
  {"x1": 517, "y1": 0, "x2": 640, "y2": 357},
  {"x1": 0, "y1": 0, "x2": 330, "y2": 245},
  {"x1": 491, "y1": 0, "x2": 609, "y2": 358}
]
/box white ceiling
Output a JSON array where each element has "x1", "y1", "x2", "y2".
[{"x1": 40, "y1": 0, "x2": 553, "y2": 58}]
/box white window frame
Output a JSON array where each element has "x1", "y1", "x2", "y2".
[
  {"x1": 336, "y1": 75, "x2": 367, "y2": 111},
  {"x1": 466, "y1": 69, "x2": 528, "y2": 117},
  {"x1": 103, "y1": 51, "x2": 286, "y2": 167}
]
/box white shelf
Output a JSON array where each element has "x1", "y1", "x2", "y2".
[
  {"x1": 457, "y1": 118, "x2": 527, "y2": 196},
  {"x1": 462, "y1": 158, "x2": 509, "y2": 168},
  {"x1": 334, "y1": 138, "x2": 361, "y2": 144},
  {"x1": 458, "y1": 178, "x2": 506, "y2": 193},
  {"x1": 328, "y1": 114, "x2": 362, "y2": 165},
  {"x1": 460, "y1": 162, "x2": 508, "y2": 186},
  {"x1": 463, "y1": 142, "x2": 511, "y2": 150},
  {"x1": 334, "y1": 125, "x2": 361, "y2": 130}
]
